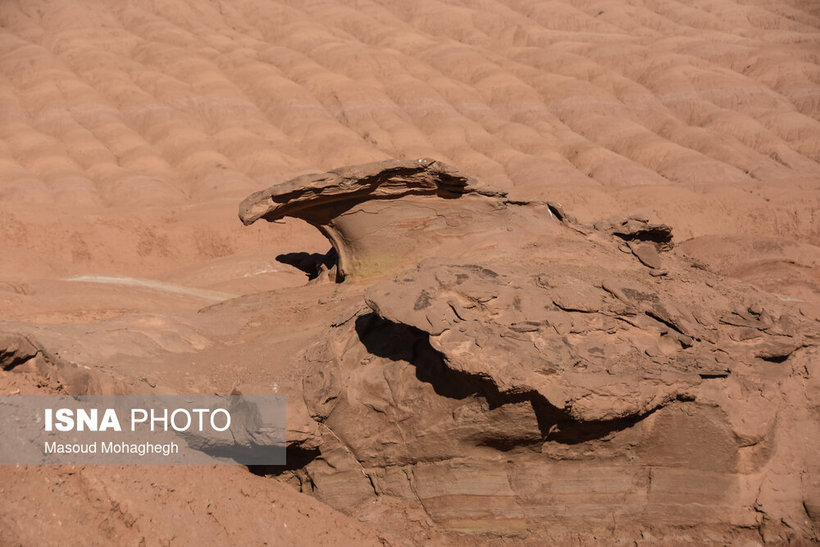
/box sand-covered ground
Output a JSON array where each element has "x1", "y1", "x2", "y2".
[
  {"x1": 2, "y1": 0, "x2": 818, "y2": 294},
  {"x1": 0, "y1": 0, "x2": 818, "y2": 544}
]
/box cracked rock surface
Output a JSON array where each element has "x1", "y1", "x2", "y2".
[{"x1": 235, "y1": 159, "x2": 820, "y2": 543}]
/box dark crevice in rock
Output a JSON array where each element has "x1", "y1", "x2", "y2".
[
  {"x1": 612, "y1": 226, "x2": 673, "y2": 245},
  {"x1": 602, "y1": 218, "x2": 674, "y2": 251},
  {"x1": 276, "y1": 247, "x2": 338, "y2": 280},
  {"x1": 354, "y1": 312, "x2": 656, "y2": 446},
  {"x1": 1, "y1": 351, "x2": 39, "y2": 371},
  {"x1": 756, "y1": 343, "x2": 803, "y2": 363},
  {"x1": 645, "y1": 310, "x2": 686, "y2": 336},
  {"x1": 365, "y1": 474, "x2": 378, "y2": 496},
  {"x1": 699, "y1": 370, "x2": 730, "y2": 378},
  {"x1": 547, "y1": 202, "x2": 567, "y2": 222},
  {"x1": 247, "y1": 445, "x2": 320, "y2": 477},
  {"x1": 0, "y1": 333, "x2": 41, "y2": 371},
  {"x1": 758, "y1": 352, "x2": 790, "y2": 363}
]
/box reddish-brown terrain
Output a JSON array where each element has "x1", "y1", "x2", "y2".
[{"x1": 1, "y1": 0, "x2": 819, "y2": 544}]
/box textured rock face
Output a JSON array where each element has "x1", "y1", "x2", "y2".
[
  {"x1": 0, "y1": 333, "x2": 39, "y2": 371},
  {"x1": 238, "y1": 158, "x2": 506, "y2": 225},
  {"x1": 241, "y1": 160, "x2": 820, "y2": 543}
]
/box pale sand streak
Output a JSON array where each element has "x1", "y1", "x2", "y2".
[{"x1": 64, "y1": 275, "x2": 237, "y2": 301}]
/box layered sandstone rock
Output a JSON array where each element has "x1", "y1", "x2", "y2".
[{"x1": 240, "y1": 160, "x2": 820, "y2": 543}]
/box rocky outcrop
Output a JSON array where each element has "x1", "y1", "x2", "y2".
[
  {"x1": 239, "y1": 158, "x2": 517, "y2": 280},
  {"x1": 294, "y1": 263, "x2": 818, "y2": 542},
  {"x1": 0, "y1": 333, "x2": 40, "y2": 371},
  {"x1": 242, "y1": 160, "x2": 820, "y2": 543},
  {"x1": 239, "y1": 158, "x2": 506, "y2": 225},
  {"x1": 0, "y1": 330, "x2": 138, "y2": 395}
]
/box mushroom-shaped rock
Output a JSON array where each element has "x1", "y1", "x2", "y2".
[{"x1": 239, "y1": 158, "x2": 547, "y2": 280}]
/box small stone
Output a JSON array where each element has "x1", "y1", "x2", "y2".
[{"x1": 628, "y1": 241, "x2": 662, "y2": 269}]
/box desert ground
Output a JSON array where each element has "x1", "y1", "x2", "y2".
[{"x1": 0, "y1": 0, "x2": 818, "y2": 544}]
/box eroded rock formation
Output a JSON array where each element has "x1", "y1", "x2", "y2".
[
  {"x1": 239, "y1": 158, "x2": 522, "y2": 280},
  {"x1": 241, "y1": 160, "x2": 820, "y2": 543}
]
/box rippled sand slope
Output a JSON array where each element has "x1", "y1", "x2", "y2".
[{"x1": 1, "y1": 0, "x2": 818, "y2": 287}]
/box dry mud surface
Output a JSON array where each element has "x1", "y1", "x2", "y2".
[{"x1": 1, "y1": 0, "x2": 819, "y2": 545}]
